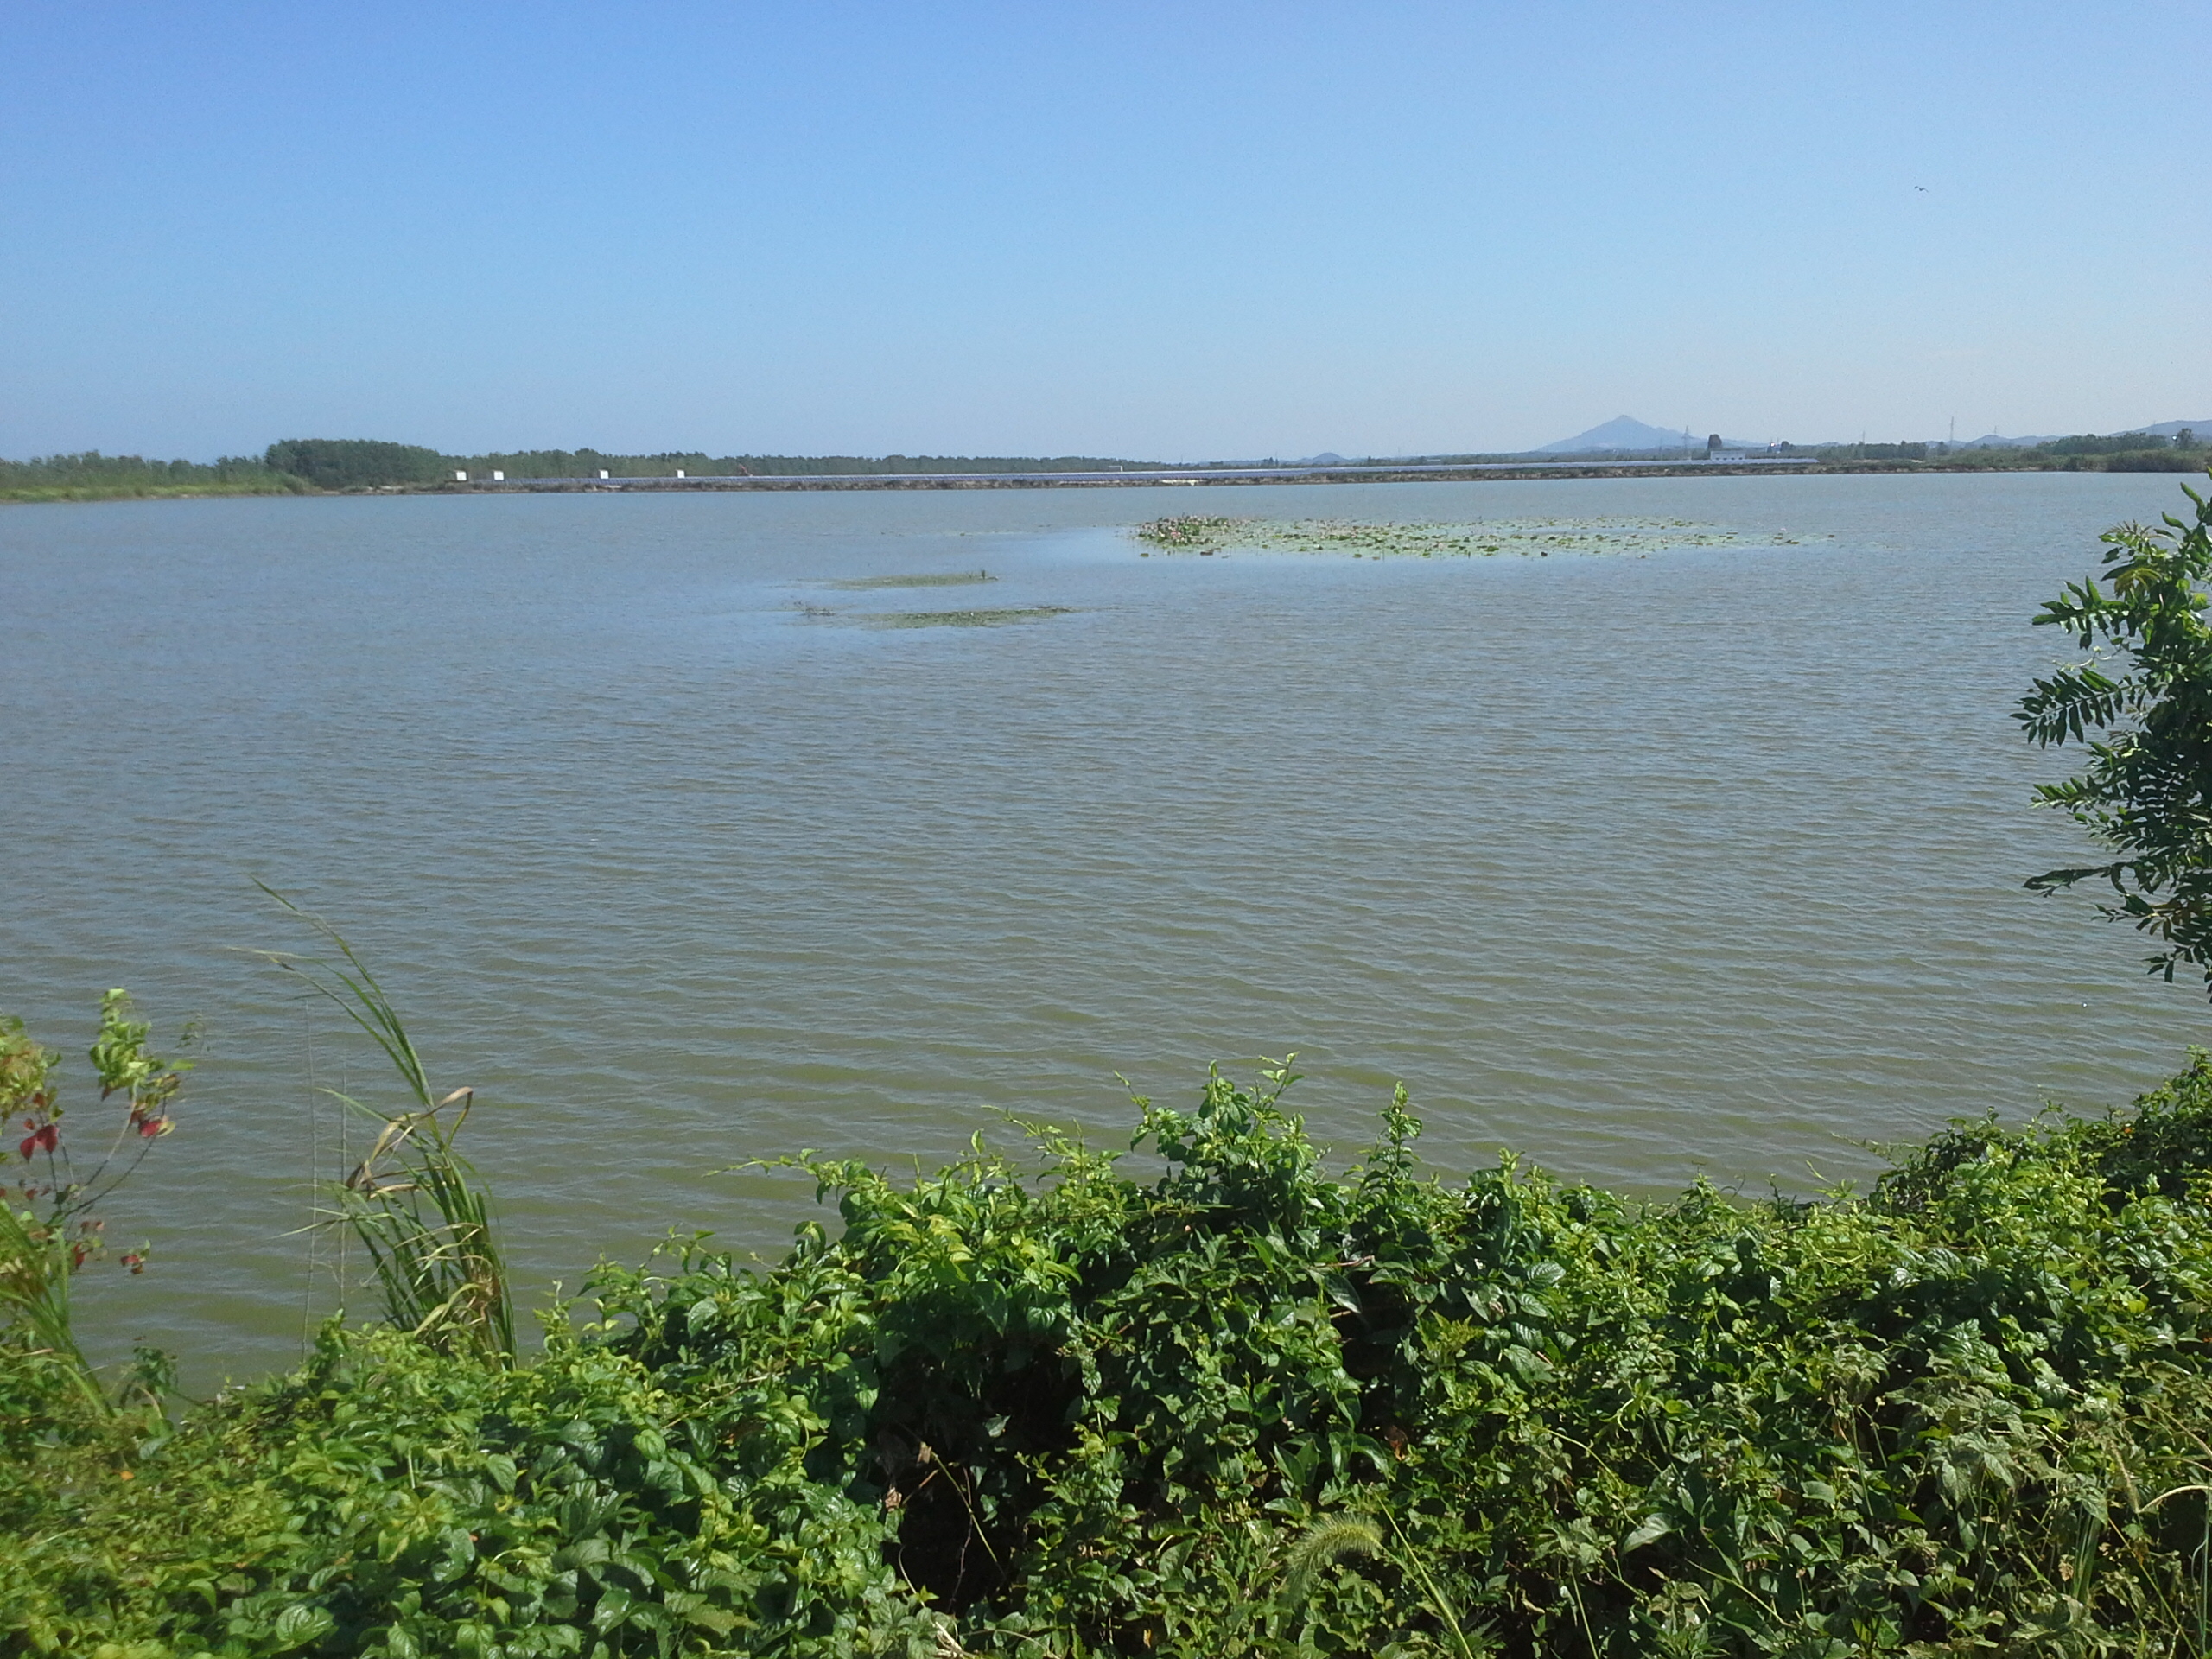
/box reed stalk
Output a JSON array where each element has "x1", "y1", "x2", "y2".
[
  {"x1": 257, "y1": 885, "x2": 514, "y2": 1363},
  {"x1": 0, "y1": 1200, "x2": 102, "y2": 1411}
]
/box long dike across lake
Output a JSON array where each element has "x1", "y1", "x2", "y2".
[{"x1": 432, "y1": 455, "x2": 1824, "y2": 492}]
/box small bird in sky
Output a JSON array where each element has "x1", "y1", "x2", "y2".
[{"x1": 1914, "y1": 184, "x2": 1927, "y2": 192}]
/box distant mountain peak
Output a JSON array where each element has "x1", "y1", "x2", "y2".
[{"x1": 1537, "y1": 416, "x2": 1713, "y2": 454}]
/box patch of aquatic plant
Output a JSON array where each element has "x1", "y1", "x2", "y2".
[
  {"x1": 864, "y1": 604, "x2": 1073, "y2": 628},
  {"x1": 17, "y1": 1048, "x2": 2212, "y2": 1655},
  {"x1": 824, "y1": 570, "x2": 998, "y2": 590},
  {"x1": 1135, "y1": 513, "x2": 1799, "y2": 557},
  {"x1": 1135, "y1": 513, "x2": 1250, "y2": 550}
]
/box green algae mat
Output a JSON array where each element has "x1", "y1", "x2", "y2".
[
  {"x1": 802, "y1": 572, "x2": 1072, "y2": 629},
  {"x1": 861, "y1": 604, "x2": 1072, "y2": 628},
  {"x1": 824, "y1": 570, "x2": 998, "y2": 589}
]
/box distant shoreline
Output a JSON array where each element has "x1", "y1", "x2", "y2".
[{"x1": 7, "y1": 454, "x2": 2203, "y2": 505}]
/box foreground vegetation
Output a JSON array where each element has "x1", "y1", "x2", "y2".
[{"x1": 17, "y1": 1044, "x2": 2212, "y2": 1656}]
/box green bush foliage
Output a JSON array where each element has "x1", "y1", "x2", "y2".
[
  {"x1": 2018, "y1": 478, "x2": 2212, "y2": 997},
  {"x1": 262, "y1": 440, "x2": 450, "y2": 491},
  {"x1": 15, "y1": 1057, "x2": 2212, "y2": 1655}
]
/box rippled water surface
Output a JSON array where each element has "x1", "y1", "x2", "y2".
[{"x1": 5, "y1": 474, "x2": 2207, "y2": 1382}]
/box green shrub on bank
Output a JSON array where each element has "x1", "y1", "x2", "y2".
[
  {"x1": 15, "y1": 1058, "x2": 2212, "y2": 1655},
  {"x1": 3, "y1": 1318, "x2": 938, "y2": 1659}
]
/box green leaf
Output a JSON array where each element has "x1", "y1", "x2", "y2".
[{"x1": 270, "y1": 1604, "x2": 336, "y2": 1651}]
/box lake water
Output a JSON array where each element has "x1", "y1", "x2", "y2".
[{"x1": 4, "y1": 472, "x2": 2207, "y2": 1385}]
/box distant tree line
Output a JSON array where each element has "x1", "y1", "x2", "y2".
[
  {"x1": 2035, "y1": 429, "x2": 2203, "y2": 469},
  {"x1": 1815, "y1": 442, "x2": 1930, "y2": 462},
  {"x1": 2044, "y1": 429, "x2": 2196, "y2": 455},
  {"x1": 10, "y1": 432, "x2": 2207, "y2": 504},
  {"x1": 0, "y1": 452, "x2": 304, "y2": 502},
  {"x1": 261, "y1": 439, "x2": 448, "y2": 489},
  {"x1": 1815, "y1": 429, "x2": 2207, "y2": 471},
  {"x1": 259, "y1": 439, "x2": 1176, "y2": 487}
]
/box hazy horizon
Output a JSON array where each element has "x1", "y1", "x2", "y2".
[{"x1": 6, "y1": 3, "x2": 2207, "y2": 462}]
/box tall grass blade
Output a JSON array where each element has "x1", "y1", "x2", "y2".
[
  {"x1": 0, "y1": 1202, "x2": 104, "y2": 1412},
  {"x1": 255, "y1": 885, "x2": 513, "y2": 1363}
]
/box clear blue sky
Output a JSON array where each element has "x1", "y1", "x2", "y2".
[{"x1": 5, "y1": 3, "x2": 2207, "y2": 461}]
